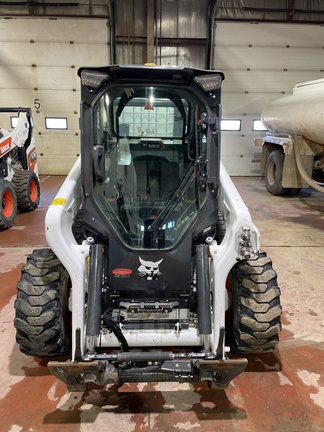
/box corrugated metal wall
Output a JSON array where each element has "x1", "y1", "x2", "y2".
[
  {"x1": 155, "y1": 0, "x2": 210, "y2": 68},
  {"x1": 113, "y1": 0, "x2": 210, "y2": 68}
]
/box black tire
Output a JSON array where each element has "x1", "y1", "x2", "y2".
[
  {"x1": 0, "y1": 179, "x2": 17, "y2": 230},
  {"x1": 72, "y1": 209, "x2": 85, "y2": 244},
  {"x1": 265, "y1": 150, "x2": 287, "y2": 195},
  {"x1": 14, "y1": 248, "x2": 72, "y2": 357},
  {"x1": 12, "y1": 170, "x2": 40, "y2": 211},
  {"x1": 228, "y1": 251, "x2": 281, "y2": 354},
  {"x1": 285, "y1": 188, "x2": 302, "y2": 196}
]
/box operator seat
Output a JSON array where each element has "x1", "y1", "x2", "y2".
[{"x1": 133, "y1": 155, "x2": 180, "y2": 202}]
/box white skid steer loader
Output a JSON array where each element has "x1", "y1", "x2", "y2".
[
  {"x1": 14, "y1": 66, "x2": 281, "y2": 392},
  {"x1": 0, "y1": 108, "x2": 40, "y2": 229}
]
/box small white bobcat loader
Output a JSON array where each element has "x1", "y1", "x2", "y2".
[
  {"x1": 14, "y1": 66, "x2": 281, "y2": 392},
  {"x1": 0, "y1": 108, "x2": 40, "y2": 229}
]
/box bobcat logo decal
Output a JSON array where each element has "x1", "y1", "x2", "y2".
[{"x1": 138, "y1": 257, "x2": 163, "y2": 281}]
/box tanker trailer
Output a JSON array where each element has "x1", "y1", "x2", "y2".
[{"x1": 258, "y1": 78, "x2": 324, "y2": 195}]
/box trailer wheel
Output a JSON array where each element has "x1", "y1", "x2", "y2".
[
  {"x1": 228, "y1": 251, "x2": 281, "y2": 354},
  {"x1": 14, "y1": 248, "x2": 72, "y2": 357},
  {"x1": 265, "y1": 150, "x2": 287, "y2": 195},
  {"x1": 12, "y1": 170, "x2": 40, "y2": 211},
  {"x1": 0, "y1": 179, "x2": 17, "y2": 230}
]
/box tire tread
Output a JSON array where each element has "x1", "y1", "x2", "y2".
[
  {"x1": 230, "y1": 251, "x2": 282, "y2": 354},
  {"x1": 14, "y1": 248, "x2": 71, "y2": 357}
]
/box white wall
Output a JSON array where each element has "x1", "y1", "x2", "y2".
[
  {"x1": 214, "y1": 22, "x2": 324, "y2": 175},
  {"x1": 0, "y1": 17, "x2": 110, "y2": 174}
]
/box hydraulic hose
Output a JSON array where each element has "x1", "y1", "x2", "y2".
[
  {"x1": 103, "y1": 310, "x2": 129, "y2": 352},
  {"x1": 86, "y1": 243, "x2": 104, "y2": 337},
  {"x1": 196, "y1": 244, "x2": 212, "y2": 336}
]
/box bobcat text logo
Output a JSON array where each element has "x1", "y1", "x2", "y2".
[
  {"x1": 0, "y1": 138, "x2": 11, "y2": 155},
  {"x1": 138, "y1": 257, "x2": 163, "y2": 281}
]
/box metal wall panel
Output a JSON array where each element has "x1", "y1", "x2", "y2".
[
  {"x1": 0, "y1": 17, "x2": 110, "y2": 175},
  {"x1": 158, "y1": 0, "x2": 209, "y2": 39},
  {"x1": 114, "y1": 0, "x2": 146, "y2": 64},
  {"x1": 114, "y1": 0, "x2": 146, "y2": 38},
  {"x1": 0, "y1": 0, "x2": 111, "y2": 17},
  {"x1": 114, "y1": 0, "x2": 210, "y2": 68},
  {"x1": 158, "y1": 46, "x2": 207, "y2": 68},
  {"x1": 215, "y1": 22, "x2": 324, "y2": 175},
  {"x1": 155, "y1": 0, "x2": 209, "y2": 68}
]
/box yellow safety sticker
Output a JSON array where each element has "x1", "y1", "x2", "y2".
[{"x1": 51, "y1": 198, "x2": 67, "y2": 206}]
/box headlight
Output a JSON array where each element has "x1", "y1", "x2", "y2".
[
  {"x1": 80, "y1": 70, "x2": 110, "y2": 92},
  {"x1": 193, "y1": 74, "x2": 223, "y2": 93}
]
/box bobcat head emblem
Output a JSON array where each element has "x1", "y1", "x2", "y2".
[{"x1": 138, "y1": 257, "x2": 163, "y2": 281}]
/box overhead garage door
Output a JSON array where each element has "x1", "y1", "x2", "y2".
[
  {"x1": 214, "y1": 22, "x2": 324, "y2": 175},
  {"x1": 0, "y1": 17, "x2": 110, "y2": 174}
]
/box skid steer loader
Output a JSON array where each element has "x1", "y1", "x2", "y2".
[
  {"x1": 0, "y1": 108, "x2": 40, "y2": 229},
  {"x1": 14, "y1": 65, "x2": 281, "y2": 392}
]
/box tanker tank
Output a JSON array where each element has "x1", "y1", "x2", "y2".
[{"x1": 261, "y1": 78, "x2": 324, "y2": 147}]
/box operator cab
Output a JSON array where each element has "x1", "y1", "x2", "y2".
[{"x1": 79, "y1": 65, "x2": 224, "y2": 251}]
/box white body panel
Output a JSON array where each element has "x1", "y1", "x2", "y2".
[
  {"x1": 99, "y1": 327, "x2": 203, "y2": 348},
  {"x1": 209, "y1": 162, "x2": 260, "y2": 353},
  {"x1": 45, "y1": 157, "x2": 90, "y2": 357}
]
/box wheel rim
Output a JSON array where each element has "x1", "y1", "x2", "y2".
[
  {"x1": 267, "y1": 160, "x2": 277, "y2": 185},
  {"x1": 2, "y1": 189, "x2": 14, "y2": 218},
  {"x1": 29, "y1": 179, "x2": 38, "y2": 203}
]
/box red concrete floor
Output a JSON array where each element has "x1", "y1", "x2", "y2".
[{"x1": 0, "y1": 175, "x2": 324, "y2": 432}]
